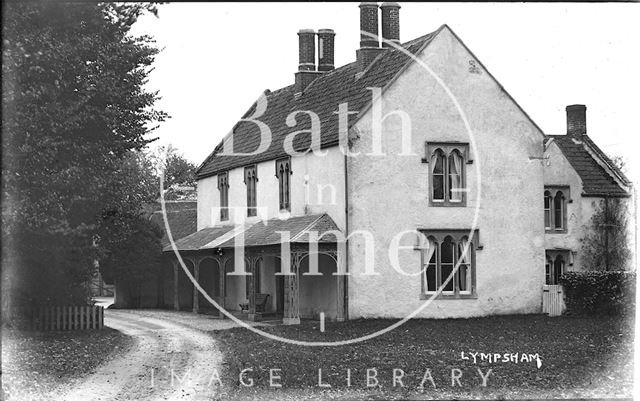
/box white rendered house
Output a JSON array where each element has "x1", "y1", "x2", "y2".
[{"x1": 163, "y1": 3, "x2": 633, "y2": 323}]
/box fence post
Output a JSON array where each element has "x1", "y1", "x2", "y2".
[{"x1": 98, "y1": 306, "x2": 103, "y2": 329}]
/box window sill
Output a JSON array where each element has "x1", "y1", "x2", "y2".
[
  {"x1": 420, "y1": 293, "x2": 477, "y2": 300},
  {"x1": 429, "y1": 201, "x2": 467, "y2": 208},
  {"x1": 545, "y1": 229, "x2": 567, "y2": 234}
]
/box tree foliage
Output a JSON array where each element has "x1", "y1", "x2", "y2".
[
  {"x1": 146, "y1": 145, "x2": 198, "y2": 201},
  {"x1": 2, "y1": 2, "x2": 167, "y2": 307},
  {"x1": 162, "y1": 145, "x2": 198, "y2": 188}
]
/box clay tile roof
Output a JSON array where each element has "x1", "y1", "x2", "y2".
[
  {"x1": 163, "y1": 225, "x2": 235, "y2": 252},
  {"x1": 149, "y1": 203, "x2": 198, "y2": 247},
  {"x1": 220, "y1": 213, "x2": 340, "y2": 248},
  {"x1": 548, "y1": 135, "x2": 630, "y2": 197},
  {"x1": 196, "y1": 28, "x2": 442, "y2": 179},
  {"x1": 162, "y1": 213, "x2": 341, "y2": 252}
]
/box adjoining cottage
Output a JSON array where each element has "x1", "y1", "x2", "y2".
[{"x1": 158, "y1": 2, "x2": 633, "y2": 323}]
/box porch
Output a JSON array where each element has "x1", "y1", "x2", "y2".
[{"x1": 162, "y1": 214, "x2": 347, "y2": 324}]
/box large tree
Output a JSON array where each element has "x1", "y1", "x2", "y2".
[
  {"x1": 97, "y1": 151, "x2": 164, "y2": 308},
  {"x1": 2, "y1": 2, "x2": 167, "y2": 308}
]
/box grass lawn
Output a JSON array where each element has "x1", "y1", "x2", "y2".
[
  {"x1": 210, "y1": 314, "x2": 634, "y2": 399},
  {"x1": 1, "y1": 327, "x2": 134, "y2": 400}
]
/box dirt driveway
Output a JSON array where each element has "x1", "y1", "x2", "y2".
[{"x1": 58, "y1": 309, "x2": 262, "y2": 401}]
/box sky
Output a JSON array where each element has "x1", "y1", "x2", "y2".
[{"x1": 131, "y1": 2, "x2": 640, "y2": 184}]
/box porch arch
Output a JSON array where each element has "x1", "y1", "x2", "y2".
[
  {"x1": 174, "y1": 258, "x2": 195, "y2": 311},
  {"x1": 197, "y1": 257, "x2": 221, "y2": 314}
]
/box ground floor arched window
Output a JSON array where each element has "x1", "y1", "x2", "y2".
[
  {"x1": 545, "y1": 250, "x2": 570, "y2": 285},
  {"x1": 421, "y1": 230, "x2": 478, "y2": 298}
]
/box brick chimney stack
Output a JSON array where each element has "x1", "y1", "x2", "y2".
[
  {"x1": 356, "y1": 2, "x2": 385, "y2": 73},
  {"x1": 295, "y1": 29, "x2": 322, "y2": 94},
  {"x1": 317, "y1": 29, "x2": 335, "y2": 72},
  {"x1": 566, "y1": 104, "x2": 587, "y2": 137},
  {"x1": 359, "y1": 2, "x2": 379, "y2": 48},
  {"x1": 380, "y1": 2, "x2": 400, "y2": 47},
  {"x1": 298, "y1": 29, "x2": 316, "y2": 71}
]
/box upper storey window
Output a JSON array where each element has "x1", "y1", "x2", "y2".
[
  {"x1": 244, "y1": 165, "x2": 257, "y2": 217},
  {"x1": 217, "y1": 172, "x2": 229, "y2": 221},
  {"x1": 425, "y1": 143, "x2": 469, "y2": 206},
  {"x1": 275, "y1": 158, "x2": 291, "y2": 211},
  {"x1": 544, "y1": 187, "x2": 569, "y2": 232}
]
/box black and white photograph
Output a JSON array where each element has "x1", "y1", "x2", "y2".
[{"x1": 1, "y1": 2, "x2": 638, "y2": 400}]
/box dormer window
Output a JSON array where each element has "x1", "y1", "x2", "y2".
[
  {"x1": 425, "y1": 143, "x2": 469, "y2": 206},
  {"x1": 244, "y1": 165, "x2": 257, "y2": 217}
]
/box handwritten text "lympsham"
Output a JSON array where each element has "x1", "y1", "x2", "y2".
[{"x1": 460, "y1": 352, "x2": 542, "y2": 369}]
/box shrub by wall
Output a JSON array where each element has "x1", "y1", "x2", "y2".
[{"x1": 559, "y1": 271, "x2": 636, "y2": 315}]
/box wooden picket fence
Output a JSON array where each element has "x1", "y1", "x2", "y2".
[{"x1": 30, "y1": 305, "x2": 104, "y2": 331}]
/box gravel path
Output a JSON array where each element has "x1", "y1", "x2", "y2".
[{"x1": 58, "y1": 309, "x2": 262, "y2": 401}]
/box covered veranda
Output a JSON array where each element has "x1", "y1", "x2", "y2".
[{"x1": 162, "y1": 214, "x2": 346, "y2": 324}]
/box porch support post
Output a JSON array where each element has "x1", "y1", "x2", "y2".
[
  {"x1": 173, "y1": 260, "x2": 179, "y2": 311},
  {"x1": 248, "y1": 256, "x2": 257, "y2": 321},
  {"x1": 192, "y1": 258, "x2": 200, "y2": 314},
  {"x1": 283, "y1": 252, "x2": 301, "y2": 325},
  {"x1": 218, "y1": 256, "x2": 226, "y2": 319},
  {"x1": 336, "y1": 249, "x2": 346, "y2": 322}
]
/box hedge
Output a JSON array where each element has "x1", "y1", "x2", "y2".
[{"x1": 559, "y1": 271, "x2": 636, "y2": 316}]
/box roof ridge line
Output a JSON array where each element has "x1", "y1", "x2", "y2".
[
  {"x1": 579, "y1": 137, "x2": 631, "y2": 190},
  {"x1": 582, "y1": 136, "x2": 631, "y2": 186}
]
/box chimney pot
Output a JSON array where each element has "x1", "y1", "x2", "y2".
[
  {"x1": 566, "y1": 104, "x2": 587, "y2": 137},
  {"x1": 298, "y1": 29, "x2": 316, "y2": 72},
  {"x1": 317, "y1": 29, "x2": 335, "y2": 72},
  {"x1": 359, "y1": 2, "x2": 379, "y2": 48},
  {"x1": 380, "y1": 2, "x2": 400, "y2": 47},
  {"x1": 357, "y1": 3, "x2": 385, "y2": 73},
  {"x1": 295, "y1": 29, "x2": 322, "y2": 94}
]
